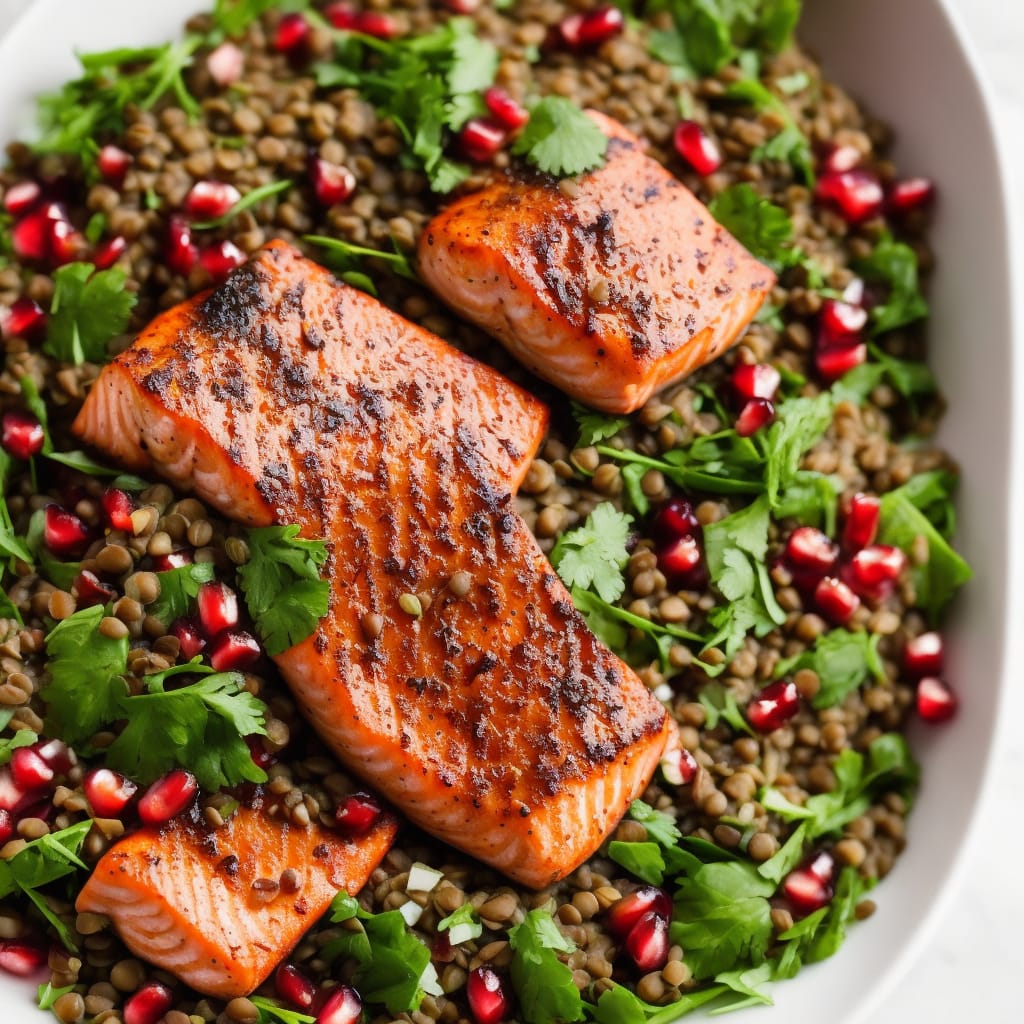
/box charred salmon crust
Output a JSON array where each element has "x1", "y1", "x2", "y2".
[
  {"x1": 73, "y1": 242, "x2": 672, "y2": 888},
  {"x1": 417, "y1": 110, "x2": 776, "y2": 414}
]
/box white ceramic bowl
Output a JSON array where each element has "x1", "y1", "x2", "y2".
[{"x1": 0, "y1": 2, "x2": 1017, "y2": 1022}]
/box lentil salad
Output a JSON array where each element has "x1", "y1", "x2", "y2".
[{"x1": 0, "y1": 2, "x2": 973, "y2": 1023}]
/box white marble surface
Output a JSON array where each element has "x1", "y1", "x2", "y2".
[{"x1": 0, "y1": 1, "x2": 1019, "y2": 1021}]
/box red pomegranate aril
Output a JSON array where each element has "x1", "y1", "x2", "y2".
[
  {"x1": 783, "y1": 861, "x2": 833, "y2": 915},
  {"x1": 735, "y1": 397, "x2": 775, "y2": 437},
  {"x1": 152, "y1": 550, "x2": 194, "y2": 571},
  {"x1": 466, "y1": 966, "x2": 509, "y2": 1024},
  {"x1": 815, "y1": 341, "x2": 866, "y2": 381},
  {"x1": 819, "y1": 298, "x2": 868, "y2": 341},
  {"x1": 97, "y1": 145, "x2": 132, "y2": 184},
  {"x1": 207, "y1": 41, "x2": 245, "y2": 86},
  {"x1": 815, "y1": 169, "x2": 885, "y2": 223},
  {"x1": 732, "y1": 361, "x2": 780, "y2": 402},
  {"x1": 673, "y1": 120, "x2": 722, "y2": 176},
  {"x1": 747, "y1": 679, "x2": 800, "y2": 732},
  {"x1": 3, "y1": 180, "x2": 41, "y2": 216},
  {"x1": 101, "y1": 487, "x2": 135, "y2": 532},
  {"x1": 0, "y1": 940, "x2": 47, "y2": 977},
  {"x1": 170, "y1": 616, "x2": 206, "y2": 661},
  {"x1": 44, "y1": 503, "x2": 91, "y2": 559},
  {"x1": 785, "y1": 526, "x2": 838, "y2": 577},
  {"x1": 1, "y1": 409, "x2": 45, "y2": 460},
  {"x1": 842, "y1": 492, "x2": 880, "y2": 551},
  {"x1": 276, "y1": 963, "x2": 317, "y2": 1010},
  {"x1": 484, "y1": 87, "x2": 530, "y2": 131},
  {"x1": 606, "y1": 886, "x2": 672, "y2": 940},
  {"x1": 94, "y1": 234, "x2": 128, "y2": 270},
  {"x1": 200, "y1": 239, "x2": 247, "y2": 282},
  {"x1": 624, "y1": 911, "x2": 669, "y2": 972},
  {"x1": 123, "y1": 981, "x2": 174, "y2": 1024},
  {"x1": 137, "y1": 769, "x2": 198, "y2": 825},
  {"x1": 845, "y1": 544, "x2": 906, "y2": 600},
  {"x1": 444, "y1": 0, "x2": 481, "y2": 11},
  {"x1": 904, "y1": 631, "x2": 944, "y2": 678},
  {"x1": 0, "y1": 808, "x2": 11, "y2": 845},
  {"x1": 917, "y1": 676, "x2": 957, "y2": 723},
  {"x1": 820, "y1": 143, "x2": 861, "y2": 176},
  {"x1": 316, "y1": 985, "x2": 363, "y2": 1024},
  {"x1": 356, "y1": 11, "x2": 399, "y2": 39},
  {"x1": 806, "y1": 848, "x2": 836, "y2": 883},
  {"x1": 656, "y1": 534, "x2": 705, "y2": 587},
  {"x1": 459, "y1": 118, "x2": 507, "y2": 163},
  {"x1": 842, "y1": 276, "x2": 865, "y2": 306},
  {"x1": 35, "y1": 737, "x2": 76, "y2": 774},
  {"x1": 3, "y1": 295, "x2": 47, "y2": 339},
  {"x1": 310, "y1": 157, "x2": 356, "y2": 206},
  {"x1": 197, "y1": 580, "x2": 240, "y2": 637},
  {"x1": 324, "y1": 2, "x2": 358, "y2": 28},
  {"x1": 335, "y1": 791, "x2": 383, "y2": 835},
  {"x1": 246, "y1": 734, "x2": 276, "y2": 769},
  {"x1": 274, "y1": 12, "x2": 310, "y2": 53},
  {"x1": 73, "y1": 569, "x2": 117, "y2": 608},
  {"x1": 184, "y1": 180, "x2": 241, "y2": 221},
  {"x1": 10, "y1": 746, "x2": 54, "y2": 792},
  {"x1": 652, "y1": 496, "x2": 699, "y2": 541},
  {"x1": 576, "y1": 5, "x2": 626, "y2": 47},
  {"x1": 166, "y1": 216, "x2": 198, "y2": 276},
  {"x1": 84, "y1": 767, "x2": 138, "y2": 818},
  {"x1": 48, "y1": 215, "x2": 86, "y2": 266},
  {"x1": 889, "y1": 176, "x2": 935, "y2": 215},
  {"x1": 814, "y1": 576, "x2": 860, "y2": 625},
  {"x1": 209, "y1": 629, "x2": 262, "y2": 672},
  {"x1": 11, "y1": 208, "x2": 50, "y2": 262},
  {"x1": 661, "y1": 744, "x2": 698, "y2": 785}
]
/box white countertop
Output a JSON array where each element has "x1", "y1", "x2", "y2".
[{"x1": 0, "y1": 1, "x2": 1020, "y2": 1021}]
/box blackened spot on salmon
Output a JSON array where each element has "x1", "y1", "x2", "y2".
[
  {"x1": 438, "y1": 767, "x2": 456, "y2": 787},
  {"x1": 281, "y1": 281, "x2": 306, "y2": 318},
  {"x1": 311, "y1": 843, "x2": 329, "y2": 860},
  {"x1": 382, "y1": 556, "x2": 401, "y2": 576},
  {"x1": 259, "y1": 322, "x2": 280, "y2": 353},
  {"x1": 685, "y1": 312, "x2": 697, "y2": 336},
  {"x1": 133, "y1": 347, "x2": 154, "y2": 365},
  {"x1": 644, "y1": 184, "x2": 660, "y2": 201},
  {"x1": 217, "y1": 854, "x2": 240, "y2": 877},
  {"x1": 199, "y1": 263, "x2": 267, "y2": 341},
  {"x1": 315, "y1": 399, "x2": 355, "y2": 434},
  {"x1": 227, "y1": 443, "x2": 242, "y2": 465},
  {"x1": 141, "y1": 365, "x2": 173, "y2": 396},
  {"x1": 304, "y1": 323, "x2": 326, "y2": 350},
  {"x1": 470, "y1": 652, "x2": 498, "y2": 679},
  {"x1": 210, "y1": 363, "x2": 253, "y2": 411},
  {"x1": 354, "y1": 383, "x2": 387, "y2": 422}
]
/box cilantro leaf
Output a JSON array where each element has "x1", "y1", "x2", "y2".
[
  {"x1": 213, "y1": 0, "x2": 281, "y2": 36},
  {"x1": 707, "y1": 183, "x2": 800, "y2": 270},
  {"x1": 511, "y1": 97, "x2": 608, "y2": 178},
  {"x1": 0, "y1": 729, "x2": 39, "y2": 766},
  {"x1": 571, "y1": 401, "x2": 629, "y2": 449},
  {"x1": 44, "y1": 262, "x2": 137, "y2": 365},
  {"x1": 37, "y1": 982, "x2": 77, "y2": 1011},
  {"x1": 550, "y1": 503, "x2": 632, "y2": 603},
  {"x1": 629, "y1": 798, "x2": 682, "y2": 848},
  {"x1": 508, "y1": 909, "x2": 585, "y2": 1024},
  {"x1": 302, "y1": 234, "x2": 417, "y2": 293},
  {"x1": 723, "y1": 78, "x2": 814, "y2": 184},
  {"x1": 774, "y1": 628, "x2": 885, "y2": 709},
  {"x1": 697, "y1": 681, "x2": 755, "y2": 736},
  {"x1": 591, "y1": 982, "x2": 728, "y2": 1023},
  {"x1": 608, "y1": 840, "x2": 669, "y2": 885},
  {"x1": 250, "y1": 997, "x2": 316, "y2": 1024},
  {"x1": 236, "y1": 525, "x2": 329, "y2": 655},
  {"x1": 855, "y1": 233, "x2": 929, "y2": 336},
  {"x1": 148, "y1": 561, "x2": 216, "y2": 625}
]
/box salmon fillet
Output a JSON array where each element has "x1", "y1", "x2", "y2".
[
  {"x1": 75, "y1": 804, "x2": 398, "y2": 998},
  {"x1": 417, "y1": 110, "x2": 776, "y2": 414},
  {"x1": 73, "y1": 242, "x2": 672, "y2": 888}
]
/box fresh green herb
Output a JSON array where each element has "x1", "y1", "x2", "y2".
[
  {"x1": 779, "y1": 866, "x2": 871, "y2": 966},
  {"x1": 0, "y1": 586, "x2": 22, "y2": 626},
  {"x1": 0, "y1": 729, "x2": 39, "y2": 766},
  {"x1": 191, "y1": 179, "x2": 293, "y2": 230},
  {"x1": 23, "y1": 509, "x2": 78, "y2": 590},
  {"x1": 855, "y1": 233, "x2": 929, "y2": 336},
  {"x1": 723, "y1": 78, "x2": 814, "y2": 184},
  {"x1": 571, "y1": 401, "x2": 630, "y2": 449},
  {"x1": 508, "y1": 909, "x2": 585, "y2": 1024},
  {"x1": 236, "y1": 525, "x2": 330, "y2": 656},
  {"x1": 84, "y1": 212, "x2": 107, "y2": 244},
  {"x1": 436, "y1": 902, "x2": 483, "y2": 943},
  {"x1": 148, "y1": 561, "x2": 217, "y2": 625},
  {"x1": 43, "y1": 262, "x2": 137, "y2": 365},
  {"x1": 249, "y1": 997, "x2": 316, "y2": 1024},
  {"x1": 212, "y1": 0, "x2": 290, "y2": 37},
  {"x1": 303, "y1": 234, "x2": 416, "y2": 295},
  {"x1": 775, "y1": 69, "x2": 811, "y2": 95},
  {"x1": 630, "y1": 798, "x2": 683, "y2": 848},
  {"x1": 698, "y1": 681, "x2": 755, "y2": 735},
  {"x1": 608, "y1": 840, "x2": 669, "y2": 885},
  {"x1": 774, "y1": 628, "x2": 885, "y2": 708},
  {"x1": 550, "y1": 503, "x2": 633, "y2": 603},
  {"x1": 37, "y1": 982, "x2": 77, "y2": 1011},
  {"x1": 0, "y1": 450, "x2": 34, "y2": 568},
  {"x1": 511, "y1": 96, "x2": 608, "y2": 177},
  {"x1": 590, "y1": 982, "x2": 728, "y2": 1023},
  {"x1": 707, "y1": 183, "x2": 801, "y2": 270}
]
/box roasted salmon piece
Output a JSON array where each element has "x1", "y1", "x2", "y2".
[
  {"x1": 73, "y1": 242, "x2": 672, "y2": 888},
  {"x1": 75, "y1": 804, "x2": 398, "y2": 998},
  {"x1": 418, "y1": 110, "x2": 776, "y2": 414}
]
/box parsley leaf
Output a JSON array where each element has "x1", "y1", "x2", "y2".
[
  {"x1": 723, "y1": 78, "x2": 814, "y2": 184},
  {"x1": 550, "y1": 503, "x2": 632, "y2": 603},
  {"x1": 571, "y1": 401, "x2": 629, "y2": 449},
  {"x1": 629, "y1": 798, "x2": 682, "y2": 848},
  {"x1": 44, "y1": 262, "x2": 137, "y2": 365},
  {"x1": 0, "y1": 729, "x2": 39, "y2": 767},
  {"x1": 774, "y1": 628, "x2": 885, "y2": 708},
  {"x1": 148, "y1": 561, "x2": 216, "y2": 625},
  {"x1": 511, "y1": 97, "x2": 608, "y2": 178},
  {"x1": 698, "y1": 681, "x2": 755, "y2": 736},
  {"x1": 303, "y1": 234, "x2": 417, "y2": 295},
  {"x1": 707, "y1": 183, "x2": 801, "y2": 270},
  {"x1": 250, "y1": 997, "x2": 316, "y2": 1024},
  {"x1": 508, "y1": 909, "x2": 585, "y2": 1024},
  {"x1": 854, "y1": 233, "x2": 929, "y2": 336},
  {"x1": 37, "y1": 982, "x2": 77, "y2": 1011},
  {"x1": 213, "y1": 0, "x2": 285, "y2": 36},
  {"x1": 608, "y1": 841, "x2": 669, "y2": 885},
  {"x1": 236, "y1": 525, "x2": 329, "y2": 656}
]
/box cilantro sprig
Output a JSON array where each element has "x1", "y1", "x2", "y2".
[
  {"x1": 511, "y1": 97, "x2": 608, "y2": 178},
  {"x1": 708, "y1": 183, "x2": 803, "y2": 272},
  {"x1": 508, "y1": 910, "x2": 585, "y2": 1024},
  {"x1": 854, "y1": 232, "x2": 930, "y2": 336},
  {"x1": 303, "y1": 234, "x2": 417, "y2": 296},
  {"x1": 773, "y1": 628, "x2": 885, "y2": 708},
  {"x1": 550, "y1": 503, "x2": 632, "y2": 603}
]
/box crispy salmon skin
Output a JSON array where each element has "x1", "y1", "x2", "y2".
[
  {"x1": 75, "y1": 805, "x2": 398, "y2": 998},
  {"x1": 418, "y1": 110, "x2": 776, "y2": 414},
  {"x1": 73, "y1": 242, "x2": 672, "y2": 888}
]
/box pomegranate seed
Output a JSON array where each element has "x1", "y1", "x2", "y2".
[
  {"x1": 123, "y1": 981, "x2": 174, "y2": 1024},
  {"x1": 673, "y1": 120, "x2": 722, "y2": 176},
  {"x1": 207, "y1": 41, "x2": 245, "y2": 87},
  {"x1": 208, "y1": 629, "x2": 262, "y2": 672},
  {"x1": 317, "y1": 985, "x2": 363, "y2": 1024},
  {"x1": 813, "y1": 576, "x2": 860, "y2": 625},
  {"x1": 732, "y1": 362, "x2": 780, "y2": 402},
  {"x1": 466, "y1": 966, "x2": 509, "y2": 1024},
  {"x1": 3, "y1": 180, "x2": 41, "y2": 216},
  {"x1": 274, "y1": 12, "x2": 310, "y2": 53},
  {"x1": 334, "y1": 791, "x2": 383, "y2": 836},
  {"x1": 656, "y1": 534, "x2": 706, "y2": 588},
  {"x1": 276, "y1": 963, "x2": 317, "y2": 1010},
  {"x1": 0, "y1": 940, "x2": 47, "y2": 977},
  {"x1": 661, "y1": 745, "x2": 698, "y2": 785},
  {"x1": 820, "y1": 143, "x2": 861, "y2": 175},
  {"x1": 94, "y1": 234, "x2": 128, "y2": 270},
  {"x1": 747, "y1": 679, "x2": 800, "y2": 732},
  {"x1": 917, "y1": 676, "x2": 957, "y2": 723},
  {"x1": 651, "y1": 496, "x2": 699, "y2": 541},
  {"x1": 839, "y1": 493, "x2": 879, "y2": 553},
  {"x1": 47, "y1": 212, "x2": 86, "y2": 266},
  {"x1": 170, "y1": 617, "x2": 206, "y2": 661},
  {"x1": 200, "y1": 240, "x2": 247, "y2": 282},
  {"x1": 815, "y1": 169, "x2": 885, "y2": 223},
  {"x1": 356, "y1": 11, "x2": 399, "y2": 39},
  {"x1": 197, "y1": 580, "x2": 240, "y2": 637},
  {"x1": 819, "y1": 298, "x2": 868, "y2": 342},
  {"x1": 0, "y1": 767, "x2": 35, "y2": 814},
  {"x1": 309, "y1": 157, "x2": 356, "y2": 206},
  {"x1": 10, "y1": 746, "x2": 54, "y2": 792},
  {"x1": 606, "y1": 886, "x2": 672, "y2": 940},
  {"x1": 97, "y1": 145, "x2": 132, "y2": 184},
  {"x1": 559, "y1": 5, "x2": 624, "y2": 49},
  {"x1": 807, "y1": 848, "x2": 836, "y2": 883},
  {"x1": 324, "y1": 2, "x2": 358, "y2": 28},
  {"x1": 904, "y1": 631, "x2": 944, "y2": 678},
  {"x1": 845, "y1": 544, "x2": 906, "y2": 601},
  {"x1": 11, "y1": 208, "x2": 50, "y2": 262},
  {"x1": 444, "y1": 0, "x2": 481, "y2": 11},
  {"x1": 624, "y1": 911, "x2": 669, "y2": 972},
  {"x1": 73, "y1": 569, "x2": 117, "y2": 608},
  {"x1": 166, "y1": 216, "x2": 198, "y2": 276},
  {"x1": 458, "y1": 118, "x2": 507, "y2": 163},
  {"x1": 815, "y1": 341, "x2": 866, "y2": 381},
  {"x1": 735, "y1": 397, "x2": 775, "y2": 436},
  {"x1": 34, "y1": 737, "x2": 76, "y2": 774},
  {"x1": 3, "y1": 296, "x2": 47, "y2": 340},
  {"x1": 783, "y1": 857, "x2": 834, "y2": 915},
  {"x1": 889, "y1": 177, "x2": 935, "y2": 215},
  {"x1": 0, "y1": 809, "x2": 11, "y2": 845},
  {"x1": 1, "y1": 409, "x2": 45, "y2": 460},
  {"x1": 842, "y1": 277, "x2": 865, "y2": 306},
  {"x1": 784, "y1": 526, "x2": 838, "y2": 578},
  {"x1": 137, "y1": 769, "x2": 198, "y2": 825},
  {"x1": 101, "y1": 487, "x2": 135, "y2": 532},
  {"x1": 184, "y1": 180, "x2": 241, "y2": 221},
  {"x1": 152, "y1": 550, "x2": 194, "y2": 571},
  {"x1": 484, "y1": 87, "x2": 530, "y2": 131},
  {"x1": 84, "y1": 767, "x2": 138, "y2": 818},
  {"x1": 246, "y1": 734, "x2": 276, "y2": 769},
  {"x1": 43, "y1": 504, "x2": 91, "y2": 559}
]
